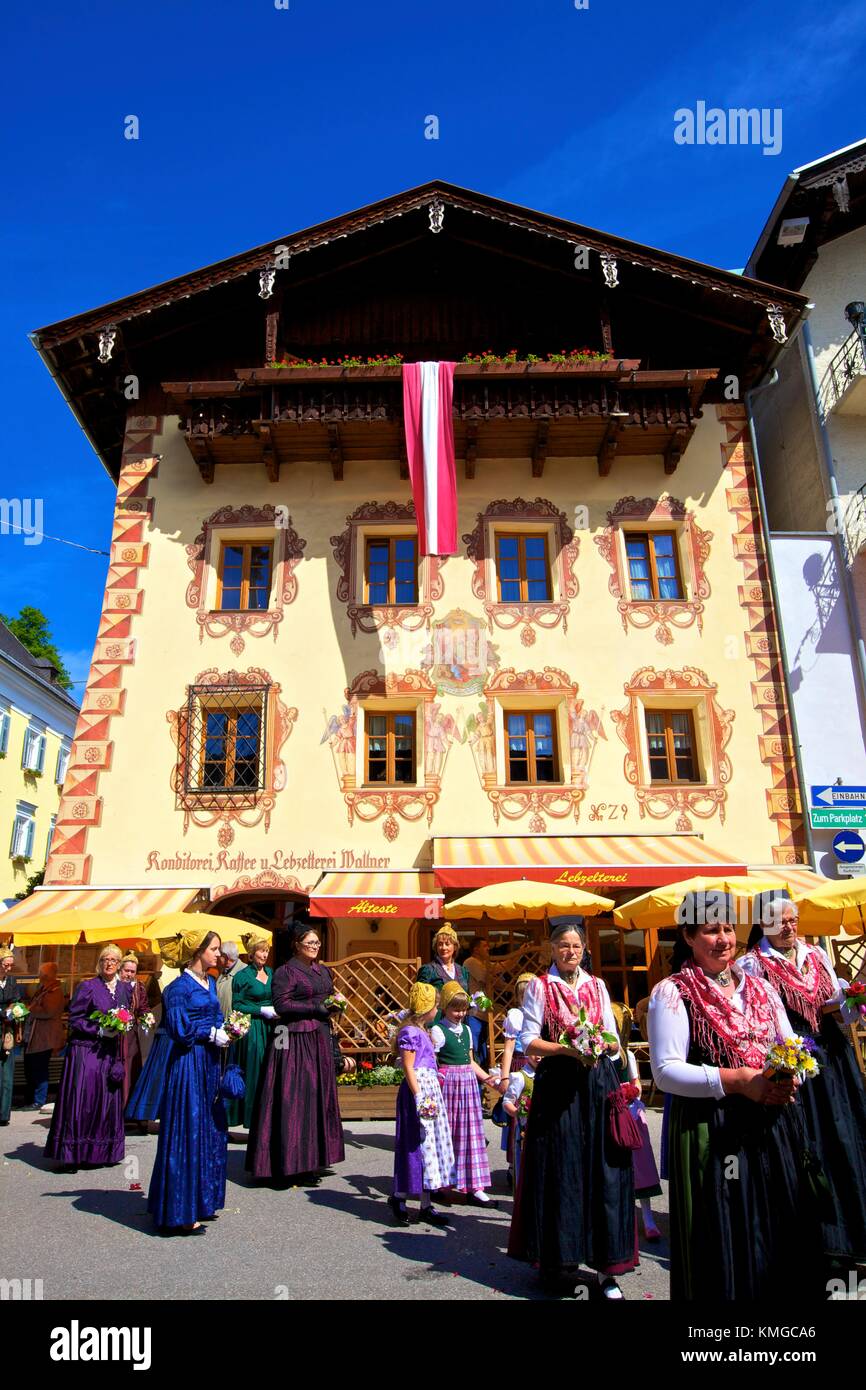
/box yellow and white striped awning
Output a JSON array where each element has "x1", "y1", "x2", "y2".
[
  {"x1": 433, "y1": 835, "x2": 747, "y2": 890},
  {"x1": 0, "y1": 886, "x2": 205, "y2": 944}
]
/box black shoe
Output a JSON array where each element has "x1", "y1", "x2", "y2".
[
  {"x1": 0, "y1": 1119, "x2": 9, "y2": 1127},
  {"x1": 159, "y1": 1224, "x2": 207, "y2": 1237},
  {"x1": 388, "y1": 1197, "x2": 410, "y2": 1227},
  {"x1": 420, "y1": 1207, "x2": 451, "y2": 1228},
  {"x1": 468, "y1": 1195, "x2": 497, "y2": 1209}
]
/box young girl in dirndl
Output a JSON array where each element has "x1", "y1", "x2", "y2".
[
  {"x1": 431, "y1": 981, "x2": 498, "y2": 1206},
  {"x1": 391, "y1": 981, "x2": 455, "y2": 1227}
]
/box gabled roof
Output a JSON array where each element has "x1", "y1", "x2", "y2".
[
  {"x1": 0, "y1": 620, "x2": 79, "y2": 713},
  {"x1": 746, "y1": 138, "x2": 866, "y2": 287},
  {"x1": 31, "y1": 180, "x2": 809, "y2": 478}
]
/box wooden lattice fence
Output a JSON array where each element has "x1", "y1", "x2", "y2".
[
  {"x1": 486, "y1": 941, "x2": 551, "y2": 1063},
  {"x1": 833, "y1": 935, "x2": 866, "y2": 1079},
  {"x1": 324, "y1": 953, "x2": 420, "y2": 1061}
]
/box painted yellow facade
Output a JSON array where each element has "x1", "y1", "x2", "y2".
[
  {"x1": 0, "y1": 650, "x2": 76, "y2": 904},
  {"x1": 43, "y1": 402, "x2": 804, "y2": 961}
]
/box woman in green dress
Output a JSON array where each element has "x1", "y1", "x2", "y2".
[{"x1": 227, "y1": 935, "x2": 276, "y2": 1129}]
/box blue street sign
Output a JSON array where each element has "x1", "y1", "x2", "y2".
[
  {"x1": 811, "y1": 784, "x2": 866, "y2": 808},
  {"x1": 832, "y1": 830, "x2": 865, "y2": 864}
]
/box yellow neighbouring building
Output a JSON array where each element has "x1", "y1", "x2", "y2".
[
  {"x1": 4, "y1": 182, "x2": 843, "y2": 1042},
  {"x1": 0, "y1": 620, "x2": 78, "y2": 907}
]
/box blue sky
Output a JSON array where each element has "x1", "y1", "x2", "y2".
[{"x1": 2, "y1": 0, "x2": 865, "y2": 695}]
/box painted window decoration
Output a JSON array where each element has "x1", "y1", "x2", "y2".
[
  {"x1": 505, "y1": 710, "x2": 558, "y2": 784},
  {"x1": 612, "y1": 666, "x2": 733, "y2": 831},
  {"x1": 323, "y1": 669, "x2": 459, "y2": 840},
  {"x1": 364, "y1": 536, "x2": 418, "y2": 607},
  {"x1": 10, "y1": 803, "x2": 36, "y2": 860},
  {"x1": 625, "y1": 532, "x2": 683, "y2": 602},
  {"x1": 331, "y1": 502, "x2": 445, "y2": 639},
  {"x1": 495, "y1": 533, "x2": 552, "y2": 604},
  {"x1": 0, "y1": 709, "x2": 9, "y2": 757},
  {"x1": 186, "y1": 687, "x2": 266, "y2": 795},
  {"x1": 594, "y1": 496, "x2": 711, "y2": 644},
  {"x1": 185, "y1": 504, "x2": 306, "y2": 655},
  {"x1": 216, "y1": 541, "x2": 274, "y2": 612},
  {"x1": 645, "y1": 709, "x2": 698, "y2": 783},
  {"x1": 168, "y1": 667, "x2": 297, "y2": 841},
  {"x1": 365, "y1": 711, "x2": 416, "y2": 785},
  {"x1": 55, "y1": 741, "x2": 71, "y2": 786},
  {"x1": 464, "y1": 499, "x2": 578, "y2": 646},
  {"x1": 22, "y1": 726, "x2": 46, "y2": 775}
]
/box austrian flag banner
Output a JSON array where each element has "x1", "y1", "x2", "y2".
[{"x1": 402, "y1": 361, "x2": 458, "y2": 555}]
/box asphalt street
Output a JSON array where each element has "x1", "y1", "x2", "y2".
[{"x1": 2, "y1": 1106, "x2": 670, "y2": 1301}]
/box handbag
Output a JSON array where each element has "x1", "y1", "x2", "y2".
[
  {"x1": 219, "y1": 1062, "x2": 246, "y2": 1101},
  {"x1": 607, "y1": 1082, "x2": 643, "y2": 1150}
]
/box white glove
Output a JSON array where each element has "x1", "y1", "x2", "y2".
[
  {"x1": 98, "y1": 1026, "x2": 108, "y2": 1037},
  {"x1": 213, "y1": 1027, "x2": 230, "y2": 1047},
  {"x1": 260, "y1": 1006, "x2": 277, "y2": 1020}
]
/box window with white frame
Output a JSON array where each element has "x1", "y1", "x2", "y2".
[
  {"x1": 56, "y1": 741, "x2": 71, "y2": 785},
  {"x1": 22, "y1": 724, "x2": 46, "y2": 774},
  {"x1": 46, "y1": 813, "x2": 57, "y2": 859},
  {"x1": 0, "y1": 707, "x2": 9, "y2": 757},
  {"x1": 10, "y1": 803, "x2": 36, "y2": 860}
]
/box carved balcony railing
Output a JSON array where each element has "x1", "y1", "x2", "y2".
[
  {"x1": 843, "y1": 483, "x2": 866, "y2": 563},
  {"x1": 819, "y1": 329, "x2": 866, "y2": 420}
]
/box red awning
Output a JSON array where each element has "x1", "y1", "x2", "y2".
[
  {"x1": 433, "y1": 835, "x2": 747, "y2": 890},
  {"x1": 309, "y1": 872, "x2": 443, "y2": 920}
]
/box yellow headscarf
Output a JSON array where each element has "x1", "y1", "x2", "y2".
[
  {"x1": 240, "y1": 930, "x2": 270, "y2": 954},
  {"x1": 434, "y1": 924, "x2": 460, "y2": 949},
  {"x1": 516, "y1": 972, "x2": 536, "y2": 988},
  {"x1": 440, "y1": 980, "x2": 470, "y2": 1012},
  {"x1": 159, "y1": 925, "x2": 216, "y2": 969},
  {"x1": 408, "y1": 981, "x2": 437, "y2": 1016}
]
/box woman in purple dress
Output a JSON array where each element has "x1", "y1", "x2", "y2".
[
  {"x1": 45, "y1": 943, "x2": 133, "y2": 1172},
  {"x1": 246, "y1": 923, "x2": 345, "y2": 1183}
]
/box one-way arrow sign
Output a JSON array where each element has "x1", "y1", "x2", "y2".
[
  {"x1": 833, "y1": 830, "x2": 865, "y2": 863},
  {"x1": 811, "y1": 784, "x2": 866, "y2": 808}
]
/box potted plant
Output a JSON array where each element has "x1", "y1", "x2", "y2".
[{"x1": 337, "y1": 1061, "x2": 403, "y2": 1120}]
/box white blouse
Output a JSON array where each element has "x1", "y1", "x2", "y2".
[
  {"x1": 740, "y1": 938, "x2": 855, "y2": 1020},
  {"x1": 519, "y1": 964, "x2": 618, "y2": 1056},
  {"x1": 648, "y1": 960, "x2": 793, "y2": 1100},
  {"x1": 430, "y1": 1019, "x2": 468, "y2": 1053},
  {"x1": 504, "y1": 1062, "x2": 535, "y2": 1106}
]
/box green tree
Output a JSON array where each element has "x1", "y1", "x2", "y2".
[
  {"x1": 15, "y1": 868, "x2": 44, "y2": 900},
  {"x1": 1, "y1": 606, "x2": 73, "y2": 690}
]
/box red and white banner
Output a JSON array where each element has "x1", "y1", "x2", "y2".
[{"x1": 402, "y1": 361, "x2": 457, "y2": 555}]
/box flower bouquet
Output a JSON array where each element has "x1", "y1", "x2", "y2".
[
  {"x1": 225, "y1": 1010, "x2": 251, "y2": 1041},
  {"x1": 469, "y1": 990, "x2": 493, "y2": 1013},
  {"x1": 9, "y1": 1001, "x2": 29, "y2": 1023},
  {"x1": 764, "y1": 1035, "x2": 821, "y2": 1081},
  {"x1": 90, "y1": 1007, "x2": 135, "y2": 1034},
  {"x1": 417, "y1": 1097, "x2": 439, "y2": 1121},
  {"x1": 138, "y1": 1011, "x2": 156, "y2": 1033},
  {"x1": 558, "y1": 1007, "x2": 618, "y2": 1064},
  {"x1": 516, "y1": 1091, "x2": 532, "y2": 1121},
  {"x1": 841, "y1": 981, "x2": 866, "y2": 1018},
  {"x1": 325, "y1": 992, "x2": 348, "y2": 1013}
]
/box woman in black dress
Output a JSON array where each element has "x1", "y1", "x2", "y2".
[
  {"x1": 246, "y1": 923, "x2": 345, "y2": 1184},
  {"x1": 507, "y1": 921, "x2": 637, "y2": 1299},
  {"x1": 742, "y1": 893, "x2": 866, "y2": 1265},
  {"x1": 648, "y1": 890, "x2": 828, "y2": 1301}
]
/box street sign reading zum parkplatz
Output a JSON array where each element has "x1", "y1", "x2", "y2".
[{"x1": 810, "y1": 806, "x2": 866, "y2": 830}]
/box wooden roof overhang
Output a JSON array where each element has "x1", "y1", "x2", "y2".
[
  {"x1": 162, "y1": 362, "x2": 716, "y2": 482},
  {"x1": 31, "y1": 181, "x2": 809, "y2": 481}
]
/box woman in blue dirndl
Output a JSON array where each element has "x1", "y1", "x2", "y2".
[{"x1": 147, "y1": 927, "x2": 230, "y2": 1235}]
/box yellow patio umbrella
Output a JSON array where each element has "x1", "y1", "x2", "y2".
[
  {"x1": 5, "y1": 908, "x2": 161, "y2": 948},
  {"x1": 130, "y1": 910, "x2": 273, "y2": 949},
  {"x1": 447, "y1": 879, "x2": 615, "y2": 921},
  {"x1": 611, "y1": 873, "x2": 815, "y2": 941},
  {"x1": 793, "y1": 877, "x2": 866, "y2": 937}
]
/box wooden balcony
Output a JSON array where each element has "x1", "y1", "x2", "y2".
[{"x1": 162, "y1": 362, "x2": 717, "y2": 483}]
